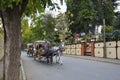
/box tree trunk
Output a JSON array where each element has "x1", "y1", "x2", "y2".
[
  {"x1": 2, "y1": 9, "x2": 21, "y2": 80},
  {"x1": 84, "y1": 23, "x2": 88, "y2": 34}
]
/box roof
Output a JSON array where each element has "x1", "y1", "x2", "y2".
[{"x1": 35, "y1": 40, "x2": 50, "y2": 44}]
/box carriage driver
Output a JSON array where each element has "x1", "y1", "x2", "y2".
[{"x1": 37, "y1": 44, "x2": 43, "y2": 61}]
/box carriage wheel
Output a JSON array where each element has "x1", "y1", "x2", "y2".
[{"x1": 38, "y1": 54, "x2": 41, "y2": 62}]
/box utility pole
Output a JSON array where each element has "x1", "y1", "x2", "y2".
[
  {"x1": 101, "y1": 0, "x2": 106, "y2": 58},
  {"x1": 103, "y1": 18, "x2": 106, "y2": 58}
]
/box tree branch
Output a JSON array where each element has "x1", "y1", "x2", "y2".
[{"x1": 20, "y1": 0, "x2": 28, "y2": 15}]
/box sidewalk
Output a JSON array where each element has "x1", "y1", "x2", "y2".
[{"x1": 65, "y1": 55, "x2": 120, "y2": 65}]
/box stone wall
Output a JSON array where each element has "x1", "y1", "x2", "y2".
[{"x1": 63, "y1": 41, "x2": 120, "y2": 59}]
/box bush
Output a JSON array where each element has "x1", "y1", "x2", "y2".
[{"x1": 111, "y1": 30, "x2": 120, "y2": 41}]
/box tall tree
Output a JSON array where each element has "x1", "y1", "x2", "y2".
[
  {"x1": 0, "y1": 0, "x2": 60, "y2": 80},
  {"x1": 67, "y1": 0, "x2": 95, "y2": 34},
  {"x1": 67, "y1": 0, "x2": 115, "y2": 34},
  {"x1": 103, "y1": 0, "x2": 114, "y2": 26},
  {"x1": 67, "y1": 0, "x2": 82, "y2": 33},
  {"x1": 92, "y1": 0, "x2": 114, "y2": 25},
  {"x1": 41, "y1": 14, "x2": 56, "y2": 40},
  {"x1": 92, "y1": 0, "x2": 103, "y2": 26},
  {"x1": 22, "y1": 19, "x2": 34, "y2": 46},
  {"x1": 78, "y1": 0, "x2": 95, "y2": 34},
  {"x1": 55, "y1": 13, "x2": 73, "y2": 42}
]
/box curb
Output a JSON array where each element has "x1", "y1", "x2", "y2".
[{"x1": 20, "y1": 59, "x2": 27, "y2": 80}]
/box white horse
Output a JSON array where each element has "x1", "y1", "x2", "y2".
[{"x1": 53, "y1": 45, "x2": 64, "y2": 65}]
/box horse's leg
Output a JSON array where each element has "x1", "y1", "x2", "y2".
[
  {"x1": 50, "y1": 54, "x2": 52, "y2": 64},
  {"x1": 58, "y1": 53, "x2": 60, "y2": 63},
  {"x1": 55, "y1": 55, "x2": 58, "y2": 63},
  {"x1": 46, "y1": 56, "x2": 49, "y2": 63},
  {"x1": 50, "y1": 55, "x2": 53, "y2": 64},
  {"x1": 58, "y1": 52, "x2": 62, "y2": 64},
  {"x1": 55, "y1": 53, "x2": 59, "y2": 63}
]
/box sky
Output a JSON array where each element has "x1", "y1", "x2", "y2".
[
  {"x1": 115, "y1": 0, "x2": 120, "y2": 12},
  {"x1": 45, "y1": 0, "x2": 67, "y2": 17}
]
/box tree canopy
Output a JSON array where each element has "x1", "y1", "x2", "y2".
[{"x1": 66, "y1": 0, "x2": 115, "y2": 34}]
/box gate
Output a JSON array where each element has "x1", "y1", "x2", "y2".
[{"x1": 81, "y1": 41, "x2": 94, "y2": 57}]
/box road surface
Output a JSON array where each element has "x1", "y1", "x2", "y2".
[{"x1": 21, "y1": 51, "x2": 120, "y2": 80}]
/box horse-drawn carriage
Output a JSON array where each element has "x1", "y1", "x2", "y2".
[
  {"x1": 33, "y1": 40, "x2": 53, "y2": 63},
  {"x1": 33, "y1": 40, "x2": 64, "y2": 64}
]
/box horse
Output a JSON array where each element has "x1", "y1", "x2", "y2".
[
  {"x1": 39, "y1": 47, "x2": 63, "y2": 64},
  {"x1": 39, "y1": 49, "x2": 54, "y2": 64},
  {"x1": 52, "y1": 46, "x2": 64, "y2": 64}
]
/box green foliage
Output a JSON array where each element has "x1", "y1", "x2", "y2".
[
  {"x1": 67, "y1": 0, "x2": 82, "y2": 33},
  {"x1": 23, "y1": 13, "x2": 57, "y2": 45},
  {"x1": 105, "y1": 25, "x2": 114, "y2": 33},
  {"x1": 78, "y1": 0, "x2": 95, "y2": 33},
  {"x1": 112, "y1": 30, "x2": 120, "y2": 41},
  {"x1": 67, "y1": 0, "x2": 115, "y2": 34},
  {"x1": 101, "y1": 25, "x2": 114, "y2": 34},
  {"x1": 78, "y1": 0, "x2": 95, "y2": 21},
  {"x1": 104, "y1": 30, "x2": 120, "y2": 41},
  {"x1": 21, "y1": 19, "x2": 34, "y2": 45},
  {"x1": 55, "y1": 13, "x2": 69, "y2": 34},
  {"x1": 92, "y1": 0, "x2": 103, "y2": 25},
  {"x1": 67, "y1": 0, "x2": 95, "y2": 33},
  {"x1": 0, "y1": 0, "x2": 22, "y2": 10},
  {"x1": 103, "y1": 0, "x2": 114, "y2": 25},
  {"x1": 114, "y1": 15, "x2": 120, "y2": 29},
  {"x1": 40, "y1": 13, "x2": 56, "y2": 41},
  {"x1": 82, "y1": 34, "x2": 92, "y2": 42}
]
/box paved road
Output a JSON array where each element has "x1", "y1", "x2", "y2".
[{"x1": 21, "y1": 51, "x2": 120, "y2": 80}]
